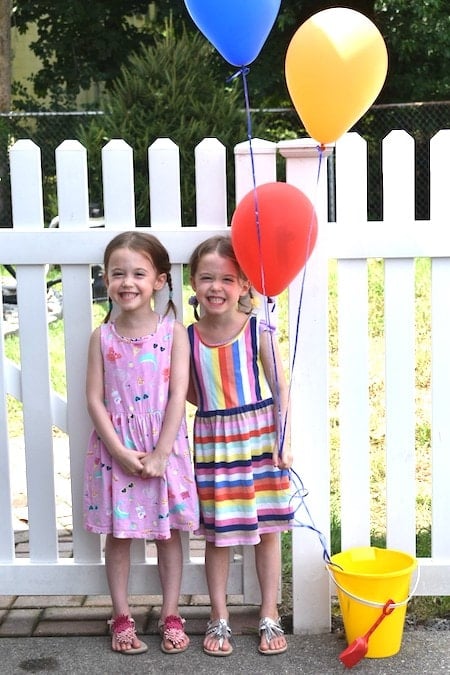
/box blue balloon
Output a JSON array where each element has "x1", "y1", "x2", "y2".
[{"x1": 184, "y1": 0, "x2": 281, "y2": 66}]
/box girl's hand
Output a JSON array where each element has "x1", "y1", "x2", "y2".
[
  {"x1": 115, "y1": 448, "x2": 146, "y2": 476},
  {"x1": 140, "y1": 451, "x2": 168, "y2": 479},
  {"x1": 272, "y1": 443, "x2": 293, "y2": 470}
]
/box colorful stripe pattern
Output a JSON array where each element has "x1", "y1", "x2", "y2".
[
  {"x1": 189, "y1": 317, "x2": 293, "y2": 546},
  {"x1": 189, "y1": 316, "x2": 270, "y2": 412}
]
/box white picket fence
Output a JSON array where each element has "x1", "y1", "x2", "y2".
[{"x1": 1, "y1": 130, "x2": 450, "y2": 634}]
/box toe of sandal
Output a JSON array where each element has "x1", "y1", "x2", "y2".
[
  {"x1": 258, "y1": 616, "x2": 287, "y2": 655},
  {"x1": 158, "y1": 615, "x2": 189, "y2": 654},
  {"x1": 203, "y1": 618, "x2": 233, "y2": 657},
  {"x1": 108, "y1": 614, "x2": 148, "y2": 655}
]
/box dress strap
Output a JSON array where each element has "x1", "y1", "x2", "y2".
[{"x1": 188, "y1": 324, "x2": 205, "y2": 411}]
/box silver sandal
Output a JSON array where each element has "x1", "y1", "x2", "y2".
[
  {"x1": 258, "y1": 616, "x2": 287, "y2": 655},
  {"x1": 203, "y1": 618, "x2": 233, "y2": 656}
]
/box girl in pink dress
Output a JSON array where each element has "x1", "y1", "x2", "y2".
[{"x1": 84, "y1": 231, "x2": 199, "y2": 656}]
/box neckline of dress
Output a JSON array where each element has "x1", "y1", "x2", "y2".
[
  {"x1": 195, "y1": 315, "x2": 251, "y2": 347},
  {"x1": 111, "y1": 316, "x2": 161, "y2": 342}
]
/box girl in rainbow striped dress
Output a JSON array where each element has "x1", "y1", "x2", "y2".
[{"x1": 188, "y1": 235, "x2": 293, "y2": 657}]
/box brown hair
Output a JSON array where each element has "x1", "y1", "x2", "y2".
[
  {"x1": 103, "y1": 231, "x2": 175, "y2": 322},
  {"x1": 189, "y1": 234, "x2": 253, "y2": 320}
]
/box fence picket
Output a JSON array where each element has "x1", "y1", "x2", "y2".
[
  {"x1": 234, "y1": 138, "x2": 277, "y2": 201},
  {"x1": 195, "y1": 138, "x2": 228, "y2": 228},
  {"x1": 9, "y1": 140, "x2": 44, "y2": 228},
  {"x1": 384, "y1": 258, "x2": 416, "y2": 551},
  {"x1": 382, "y1": 133, "x2": 417, "y2": 552},
  {"x1": 335, "y1": 133, "x2": 371, "y2": 550},
  {"x1": 430, "y1": 259, "x2": 450, "y2": 556},
  {"x1": 149, "y1": 138, "x2": 182, "y2": 227},
  {"x1": 56, "y1": 140, "x2": 90, "y2": 228},
  {"x1": 102, "y1": 139, "x2": 136, "y2": 228},
  {"x1": 429, "y1": 131, "x2": 450, "y2": 558},
  {"x1": 16, "y1": 263, "x2": 58, "y2": 561},
  {"x1": 0, "y1": 309, "x2": 14, "y2": 561}
]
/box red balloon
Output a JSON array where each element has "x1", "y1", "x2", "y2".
[{"x1": 231, "y1": 182, "x2": 318, "y2": 296}]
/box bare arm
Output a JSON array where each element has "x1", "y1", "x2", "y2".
[
  {"x1": 86, "y1": 327, "x2": 146, "y2": 475},
  {"x1": 140, "y1": 320, "x2": 190, "y2": 478},
  {"x1": 187, "y1": 363, "x2": 198, "y2": 407},
  {"x1": 259, "y1": 327, "x2": 292, "y2": 469}
]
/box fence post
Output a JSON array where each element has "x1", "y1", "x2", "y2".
[{"x1": 278, "y1": 138, "x2": 333, "y2": 633}]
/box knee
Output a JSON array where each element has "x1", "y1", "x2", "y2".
[{"x1": 258, "y1": 532, "x2": 280, "y2": 547}]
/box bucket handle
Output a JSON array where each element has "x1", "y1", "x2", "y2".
[{"x1": 327, "y1": 563, "x2": 420, "y2": 610}]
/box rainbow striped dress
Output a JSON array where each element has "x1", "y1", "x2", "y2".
[{"x1": 188, "y1": 315, "x2": 293, "y2": 546}]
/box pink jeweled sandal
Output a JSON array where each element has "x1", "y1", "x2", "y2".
[
  {"x1": 107, "y1": 614, "x2": 148, "y2": 655},
  {"x1": 158, "y1": 614, "x2": 189, "y2": 654}
]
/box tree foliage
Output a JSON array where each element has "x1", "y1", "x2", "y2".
[
  {"x1": 375, "y1": 0, "x2": 450, "y2": 102},
  {"x1": 78, "y1": 25, "x2": 256, "y2": 225},
  {"x1": 11, "y1": 0, "x2": 450, "y2": 107},
  {"x1": 13, "y1": 0, "x2": 155, "y2": 100}
]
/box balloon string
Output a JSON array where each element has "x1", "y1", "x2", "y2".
[
  {"x1": 289, "y1": 466, "x2": 332, "y2": 564},
  {"x1": 235, "y1": 67, "x2": 268, "y2": 299},
  {"x1": 232, "y1": 66, "x2": 284, "y2": 443}
]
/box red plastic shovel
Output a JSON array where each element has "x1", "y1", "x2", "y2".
[{"x1": 339, "y1": 599, "x2": 395, "y2": 669}]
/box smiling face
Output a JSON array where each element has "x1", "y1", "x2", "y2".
[
  {"x1": 191, "y1": 251, "x2": 250, "y2": 317},
  {"x1": 105, "y1": 247, "x2": 166, "y2": 313}
]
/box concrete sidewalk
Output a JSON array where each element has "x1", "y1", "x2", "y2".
[
  {"x1": 0, "y1": 587, "x2": 450, "y2": 674},
  {"x1": 0, "y1": 631, "x2": 449, "y2": 674}
]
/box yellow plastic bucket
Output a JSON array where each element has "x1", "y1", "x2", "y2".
[{"x1": 328, "y1": 546, "x2": 417, "y2": 658}]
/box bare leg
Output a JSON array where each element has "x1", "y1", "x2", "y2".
[
  {"x1": 156, "y1": 531, "x2": 189, "y2": 651},
  {"x1": 203, "y1": 542, "x2": 232, "y2": 654},
  {"x1": 255, "y1": 532, "x2": 287, "y2": 653},
  {"x1": 105, "y1": 534, "x2": 144, "y2": 652}
]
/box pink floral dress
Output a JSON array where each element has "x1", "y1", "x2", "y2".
[{"x1": 84, "y1": 317, "x2": 199, "y2": 539}]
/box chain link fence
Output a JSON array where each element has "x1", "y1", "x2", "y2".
[
  {"x1": 0, "y1": 102, "x2": 449, "y2": 228},
  {"x1": 0, "y1": 111, "x2": 105, "y2": 228},
  {"x1": 354, "y1": 101, "x2": 450, "y2": 221}
]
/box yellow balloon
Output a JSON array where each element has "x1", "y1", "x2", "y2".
[{"x1": 285, "y1": 8, "x2": 388, "y2": 144}]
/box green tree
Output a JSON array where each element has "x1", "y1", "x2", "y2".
[
  {"x1": 13, "y1": 0, "x2": 156, "y2": 103},
  {"x1": 11, "y1": 1, "x2": 450, "y2": 109},
  {"x1": 79, "y1": 25, "x2": 257, "y2": 225},
  {"x1": 375, "y1": 0, "x2": 450, "y2": 102},
  {"x1": 8, "y1": 1, "x2": 382, "y2": 110}
]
